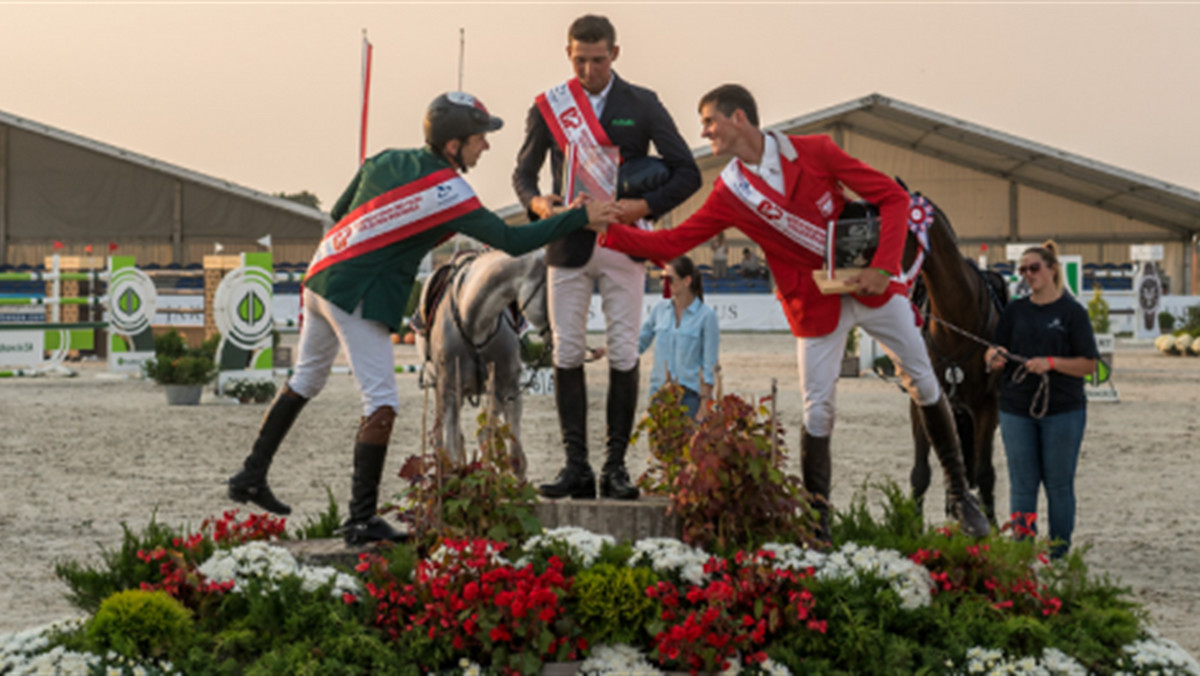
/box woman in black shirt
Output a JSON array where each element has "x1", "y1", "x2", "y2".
[{"x1": 985, "y1": 241, "x2": 1098, "y2": 558}]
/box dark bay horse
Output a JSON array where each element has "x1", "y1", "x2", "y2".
[{"x1": 903, "y1": 198, "x2": 1008, "y2": 522}]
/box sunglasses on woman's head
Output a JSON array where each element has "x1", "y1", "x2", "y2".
[{"x1": 1018, "y1": 262, "x2": 1043, "y2": 275}]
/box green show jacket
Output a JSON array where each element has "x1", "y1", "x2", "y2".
[{"x1": 304, "y1": 147, "x2": 587, "y2": 332}]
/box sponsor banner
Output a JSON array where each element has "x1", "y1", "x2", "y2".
[
  {"x1": 0, "y1": 329, "x2": 44, "y2": 367},
  {"x1": 585, "y1": 293, "x2": 790, "y2": 332},
  {"x1": 520, "y1": 366, "x2": 555, "y2": 397}
]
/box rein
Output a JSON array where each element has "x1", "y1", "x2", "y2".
[
  {"x1": 918, "y1": 310, "x2": 1050, "y2": 420},
  {"x1": 447, "y1": 261, "x2": 551, "y2": 405}
]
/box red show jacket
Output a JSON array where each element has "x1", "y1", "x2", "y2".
[{"x1": 600, "y1": 133, "x2": 911, "y2": 337}]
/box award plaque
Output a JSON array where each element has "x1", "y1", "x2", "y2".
[
  {"x1": 563, "y1": 143, "x2": 620, "y2": 203},
  {"x1": 814, "y1": 201, "x2": 881, "y2": 295}
]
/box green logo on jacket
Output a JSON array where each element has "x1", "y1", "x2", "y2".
[{"x1": 610, "y1": 118, "x2": 635, "y2": 127}]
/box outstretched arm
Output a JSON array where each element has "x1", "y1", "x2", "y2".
[{"x1": 601, "y1": 192, "x2": 732, "y2": 262}]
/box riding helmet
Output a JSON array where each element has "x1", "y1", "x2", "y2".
[{"x1": 424, "y1": 92, "x2": 503, "y2": 150}]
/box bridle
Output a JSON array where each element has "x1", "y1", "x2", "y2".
[{"x1": 445, "y1": 262, "x2": 552, "y2": 405}]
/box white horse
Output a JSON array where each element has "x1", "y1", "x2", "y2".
[{"x1": 416, "y1": 249, "x2": 549, "y2": 477}]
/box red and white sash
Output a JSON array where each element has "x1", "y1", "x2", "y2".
[
  {"x1": 719, "y1": 159, "x2": 827, "y2": 258},
  {"x1": 307, "y1": 169, "x2": 480, "y2": 279},
  {"x1": 536, "y1": 79, "x2": 619, "y2": 198}
]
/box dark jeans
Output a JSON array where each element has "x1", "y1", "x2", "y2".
[
  {"x1": 999, "y1": 408, "x2": 1087, "y2": 558},
  {"x1": 679, "y1": 387, "x2": 700, "y2": 420}
]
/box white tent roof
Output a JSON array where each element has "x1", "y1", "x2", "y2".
[{"x1": 714, "y1": 93, "x2": 1200, "y2": 239}]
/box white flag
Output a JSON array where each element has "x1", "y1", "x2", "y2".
[
  {"x1": 256, "y1": 235, "x2": 272, "y2": 249},
  {"x1": 214, "y1": 242, "x2": 224, "y2": 253}
]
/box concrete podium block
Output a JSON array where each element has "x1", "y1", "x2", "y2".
[
  {"x1": 534, "y1": 497, "x2": 681, "y2": 542},
  {"x1": 273, "y1": 498, "x2": 682, "y2": 570}
]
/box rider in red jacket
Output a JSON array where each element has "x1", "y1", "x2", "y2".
[{"x1": 600, "y1": 84, "x2": 990, "y2": 543}]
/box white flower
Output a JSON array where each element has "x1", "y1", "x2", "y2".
[
  {"x1": 198, "y1": 541, "x2": 361, "y2": 600},
  {"x1": 954, "y1": 645, "x2": 1092, "y2": 675},
  {"x1": 1119, "y1": 633, "x2": 1200, "y2": 675},
  {"x1": 629, "y1": 537, "x2": 712, "y2": 586},
  {"x1": 794, "y1": 542, "x2": 933, "y2": 610},
  {"x1": 579, "y1": 643, "x2": 662, "y2": 675},
  {"x1": 518, "y1": 526, "x2": 616, "y2": 569}
]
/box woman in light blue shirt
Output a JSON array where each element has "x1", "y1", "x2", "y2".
[{"x1": 639, "y1": 256, "x2": 720, "y2": 419}]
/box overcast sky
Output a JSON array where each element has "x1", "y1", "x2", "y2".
[{"x1": 2, "y1": 2, "x2": 1197, "y2": 215}]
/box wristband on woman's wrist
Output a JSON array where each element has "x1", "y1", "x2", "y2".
[{"x1": 1047, "y1": 356, "x2": 1056, "y2": 371}]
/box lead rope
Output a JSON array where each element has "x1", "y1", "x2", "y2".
[{"x1": 918, "y1": 311, "x2": 1051, "y2": 420}]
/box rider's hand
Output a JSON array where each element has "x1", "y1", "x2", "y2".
[
  {"x1": 851, "y1": 268, "x2": 891, "y2": 295},
  {"x1": 531, "y1": 194, "x2": 564, "y2": 220},
  {"x1": 614, "y1": 198, "x2": 651, "y2": 224},
  {"x1": 584, "y1": 202, "x2": 619, "y2": 230}
]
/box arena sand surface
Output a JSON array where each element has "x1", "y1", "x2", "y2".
[{"x1": 1, "y1": 334, "x2": 1197, "y2": 657}]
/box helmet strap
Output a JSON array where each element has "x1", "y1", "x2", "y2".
[{"x1": 452, "y1": 136, "x2": 470, "y2": 174}]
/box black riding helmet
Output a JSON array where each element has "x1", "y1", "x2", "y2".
[{"x1": 424, "y1": 92, "x2": 503, "y2": 173}]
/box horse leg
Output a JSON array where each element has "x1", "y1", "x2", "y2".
[
  {"x1": 909, "y1": 399, "x2": 932, "y2": 514},
  {"x1": 502, "y1": 393, "x2": 527, "y2": 480},
  {"x1": 976, "y1": 401, "x2": 1000, "y2": 523},
  {"x1": 440, "y1": 371, "x2": 464, "y2": 469}
]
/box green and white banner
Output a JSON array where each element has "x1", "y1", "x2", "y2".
[
  {"x1": 106, "y1": 256, "x2": 157, "y2": 374},
  {"x1": 214, "y1": 251, "x2": 276, "y2": 395}
]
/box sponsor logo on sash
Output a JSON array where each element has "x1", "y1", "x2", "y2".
[
  {"x1": 307, "y1": 169, "x2": 480, "y2": 279},
  {"x1": 720, "y1": 160, "x2": 827, "y2": 258}
]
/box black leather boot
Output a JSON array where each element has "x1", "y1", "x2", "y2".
[
  {"x1": 227, "y1": 384, "x2": 308, "y2": 515},
  {"x1": 540, "y1": 366, "x2": 596, "y2": 499},
  {"x1": 600, "y1": 365, "x2": 639, "y2": 500},
  {"x1": 801, "y1": 429, "x2": 833, "y2": 546},
  {"x1": 919, "y1": 394, "x2": 991, "y2": 538},
  {"x1": 342, "y1": 407, "x2": 406, "y2": 546}
]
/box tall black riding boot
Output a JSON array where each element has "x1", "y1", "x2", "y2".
[
  {"x1": 227, "y1": 384, "x2": 308, "y2": 515},
  {"x1": 801, "y1": 429, "x2": 833, "y2": 546},
  {"x1": 540, "y1": 366, "x2": 596, "y2": 499},
  {"x1": 919, "y1": 394, "x2": 991, "y2": 538},
  {"x1": 342, "y1": 406, "x2": 405, "y2": 546},
  {"x1": 600, "y1": 365, "x2": 640, "y2": 500}
]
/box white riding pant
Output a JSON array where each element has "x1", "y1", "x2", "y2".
[
  {"x1": 289, "y1": 288, "x2": 399, "y2": 417},
  {"x1": 797, "y1": 294, "x2": 941, "y2": 437},
  {"x1": 548, "y1": 246, "x2": 645, "y2": 371}
]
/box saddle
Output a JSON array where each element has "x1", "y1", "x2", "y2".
[
  {"x1": 413, "y1": 250, "x2": 479, "y2": 346},
  {"x1": 412, "y1": 250, "x2": 526, "y2": 350}
]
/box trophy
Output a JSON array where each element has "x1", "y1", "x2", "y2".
[
  {"x1": 563, "y1": 143, "x2": 620, "y2": 204},
  {"x1": 813, "y1": 201, "x2": 882, "y2": 294}
]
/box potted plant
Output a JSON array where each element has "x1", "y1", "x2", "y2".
[
  {"x1": 142, "y1": 329, "x2": 217, "y2": 405},
  {"x1": 224, "y1": 379, "x2": 277, "y2": 404}
]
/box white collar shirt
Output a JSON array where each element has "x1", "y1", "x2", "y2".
[
  {"x1": 742, "y1": 131, "x2": 785, "y2": 194},
  {"x1": 585, "y1": 75, "x2": 615, "y2": 119}
]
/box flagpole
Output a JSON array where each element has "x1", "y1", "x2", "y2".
[
  {"x1": 457, "y1": 28, "x2": 465, "y2": 91},
  {"x1": 359, "y1": 29, "x2": 373, "y2": 166}
]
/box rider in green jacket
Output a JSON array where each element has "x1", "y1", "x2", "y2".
[{"x1": 227, "y1": 91, "x2": 616, "y2": 545}]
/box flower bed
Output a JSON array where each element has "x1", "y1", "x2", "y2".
[{"x1": 4, "y1": 496, "x2": 1200, "y2": 676}]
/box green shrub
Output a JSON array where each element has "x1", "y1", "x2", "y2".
[
  {"x1": 287, "y1": 486, "x2": 343, "y2": 540},
  {"x1": 142, "y1": 328, "x2": 217, "y2": 385},
  {"x1": 87, "y1": 589, "x2": 193, "y2": 660},
  {"x1": 226, "y1": 378, "x2": 278, "y2": 403},
  {"x1": 571, "y1": 563, "x2": 661, "y2": 646},
  {"x1": 55, "y1": 513, "x2": 195, "y2": 613},
  {"x1": 1159, "y1": 310, "x2": 1178, "y2": 333}
]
